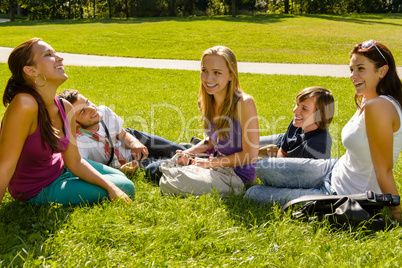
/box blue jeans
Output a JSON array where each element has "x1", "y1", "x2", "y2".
[
  {"x1": 28, "y1": 159, "x2": 135, "y2": 206},
  {"x1": 126, "y1": 129, "x2": 185, "y2": 159},
  {"x1": 144, "y1": 159, "x2": 168, "y2": 184},
  {"x1": 259, "y1": 134, "x2": 283, "y2": 148},
  {"x1": 244, "y1": 157, "x2": 338, "y2": 205},
  {"x1": 126, "y1": 129, "x2": 186, "y2": 182}
]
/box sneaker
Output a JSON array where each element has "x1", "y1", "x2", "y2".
[
  {"x1": 190, "y1": 136, "x2": 202, "y2": 145},
  {"x1": 179, "y1": 142, "x2": 193, "y2": 149}
]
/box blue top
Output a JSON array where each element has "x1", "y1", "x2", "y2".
[
  {"x1": 279, "y1": 120, "x2": 332, "y2": 159},
  {"x1": 206, "y1": 119, "x2": 256, "y2": 184}
]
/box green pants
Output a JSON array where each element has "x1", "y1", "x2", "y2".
[{"x1": 28, "y1": 159, "x2": 135, "y2": 205}]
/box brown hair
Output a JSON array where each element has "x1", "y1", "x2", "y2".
[
  {"x1": 350, "y1": 41, "x2": 402, "y2": 107},
  {"x1": 58, "y1": 89, "x2": 79, "y2": 104},
  {"x1": 296, "y1": 87, "x2": 335, "y2": 130},
  {"x1": 198, "y1": 46, "x2": 242, "y2": 139},
  {"x1": 3, "y1": 38, "x2": 61, "y2": 152}
]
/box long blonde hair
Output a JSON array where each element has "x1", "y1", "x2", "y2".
[{"x1": 198, "y1": 46, "x2": 242, "y2": 139}]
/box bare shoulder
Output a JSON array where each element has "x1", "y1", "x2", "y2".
[
  {"x1": 2, "y1": 93, "x2": 38, "y2": 133},
  {"x1": 8, "y1": 93, "x2": 38, "y2": 113},
  {"x1": 366, "y1": 96, "x2": 392, "y2": 106},
  {"x1": 236, "y1": 92, "x2": 257, "y2": 120},
  {"x1": 365, "y1": 96, "x2": 398, "y2": 116},
  {"x1": 237, "y1": 92, "x2": 256, "y2": 107},
  {"x1": 365, "y1": 96, "x2": 400, "y2": 132}
]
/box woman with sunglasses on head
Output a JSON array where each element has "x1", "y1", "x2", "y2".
[
  {"x1": 0, "y1": 38, "x2": 134, "y2": 205},
  {"x1": 245, "y1": 40, "x2": 402, "y2": 221}
]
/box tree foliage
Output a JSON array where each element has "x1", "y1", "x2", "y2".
[{"x1": 2, "y1": 0, "x2": 401, "y2": 20}]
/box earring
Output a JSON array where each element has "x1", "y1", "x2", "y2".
[{"x1": 34, "y1": 74, "x2": 47, "y2": 87}]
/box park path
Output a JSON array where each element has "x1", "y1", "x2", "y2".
[
  {"x1": 0, "y1": 46, "x2": 351, "y2": 77},
  {"x1": 0, "y1": 45, "x2": 401, "y2": 78},
  {"x1": 0, "y1": 18, "x2": 401, "y2": 77}
]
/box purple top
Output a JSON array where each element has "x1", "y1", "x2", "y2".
[
  {"x1": 206, "y1": 119, "x2": 256, "y2": 184},
  {"x1": 3, "y1": 97, "x2": 70, "y2": 201}
]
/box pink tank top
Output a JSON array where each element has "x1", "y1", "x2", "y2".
[{"x1": 5, "y1": 97, "x2": 70, "y2": 201}]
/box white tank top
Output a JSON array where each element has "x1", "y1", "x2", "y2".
[{"x1": 332, "y1": 95, "x2": 402, "y2": 195}]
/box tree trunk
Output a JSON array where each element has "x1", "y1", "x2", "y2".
[
  {"x1": 108, "y1": 0, "x2": 112, "y2": 18},
  {"x1": 9, "y1": 0, "x2": 15, "y2": 22},
  {"x1": 169, "y1": 0, "x2": 176, "y2": 16},
  {"x1": 125, "y1": 0, "x2": 129, "y2": 18},
  {"x1": 284, "y1": 0, "x2": 289, "y2": 14},
  {"x1": 190, "y1": 0, "x2": 195, "y2": 15},
  {"x1": 185, "y1": 0, "x2": 195, "y2": 15},
  {"x1": 68, "y1": 0, "x2": 71, "y2": 19},
  {"x1": 231, "y1": 0, "x2": 236, "y2": 17},
  {"x1": 80, "y1": 0, "x2": 83, "y2": 19},
  {"x1": 93, "y1": 0, "x2": 96, "y2": 18},
  {"x1": 300, "y1": 0, "x2": 303, "y2": 13}
]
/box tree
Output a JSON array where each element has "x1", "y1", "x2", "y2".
[
  {"x1": 124, "y1": 0, "x2": 129, "y2": 18},
  {"x1": 231, "y1": 0, "x2": 235, "y2": 17},
  {"x1": 108, "y1": 0, "x2": 112, "y2": 18},
  {"x1": 168, "y1": 0, "x2": 176, "y2": 16},
  {"x1": 284, "y1": 0, "x2": 289, "y2": 13},
  {"x1": 184, "y1": 0, "x2": 195, "y2": 15},
  {"x1": 9, "y1": 0, "x2": 15, "y2": 21}
]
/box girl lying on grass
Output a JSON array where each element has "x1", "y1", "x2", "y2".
[
  {"x1": 0, "y1": 38, "x2": 134, "y2": 205},
  {"x1": 158, "y1": 46, "x2": 259, "y2": 197},
  {"x1": 246, "y1": 40, "x2": 402, "y2": 221}
]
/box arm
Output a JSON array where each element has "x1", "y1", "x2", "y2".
[
  {"x1": 365, "y1": 98, "x2": 401, "y2": 220},
  {"x1": 193, "y1": 94, "x2": 259, "y2": 169},
  {"x1": 115, "y1": 130, "x2": 141, "y2": 173},
  {"x1": 118, "y1": 129, "x2": 149, "y2": 160},
  {"x1": 174, "y1": 138, "x2": 211, "y2": 166},
  {"x1": 275, "y1": 121, "x2": 292, "y2": 158},
  {"x1": 62, "y1": 101, "x2": 131, "y2": 203},
  {"x1": 259, "y1": 144, "x2": 279, "y2": 158},
  {"x1": 277, "y1": 147, "x2": 288, "y2": 157},
  {"x1": 0, "y1": 94, "x2": 38, "y2": 203}
]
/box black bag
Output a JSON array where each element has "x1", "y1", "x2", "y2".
[{"x1": 282, "y1": 191, "x2": 400, "y2": 231}]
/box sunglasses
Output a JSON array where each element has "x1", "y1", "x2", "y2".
[{"x1": 360, "y1": 40, "x2": 388, "y2": 65}]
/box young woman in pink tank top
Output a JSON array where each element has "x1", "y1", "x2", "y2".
[{"x1": 0, "y1": 38, "x2": 134, "y2": 205}]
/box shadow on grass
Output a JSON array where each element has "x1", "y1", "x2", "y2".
[
  {"x1": 0, "y1": 14, "x2": 289, "y2": 27},
  {"x1": 0, "y1": 194, "x2": 126, "y2": 266},
  {"x1": 220, "y1": 190, "x2": 280, "y2": 228},
  {"x1": 0, "y1": 199, "x2": 75, "y2": 266},
  {"x1": 0, "y1": 13, "x2": 401, "y2": 28},
  {"x1": 219, "y1": 186, "x2": 401, "y2": 236},
  {"x1": 301, "y1": 14, "x2": 402, "y2": 27}
]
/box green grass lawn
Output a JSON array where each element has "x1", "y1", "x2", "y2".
[
  {"x1": 0, "y1": 14, "x2": 401, "y2": 64},
  {"x1": 2, "y1": 63, "x2": 402, "y2": 267}
]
